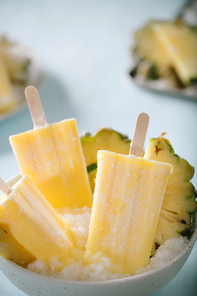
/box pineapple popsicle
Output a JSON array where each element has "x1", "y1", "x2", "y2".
[
  {"x1": 9, "y1": 86, "x2": 92, "y2": 208},
  {"x1": 85, "y1": 113, "x2": 173, "y2": 275},
  {"x1": 0, "y1": 176, "x2": 75, "y2": 267},
  {"x1": 0, "y1": 51, "x2": 16, "y2": 113}
]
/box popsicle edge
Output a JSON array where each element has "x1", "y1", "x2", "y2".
[{"x1": 0, "y1": 177, "x2": 11, "y2": 195}]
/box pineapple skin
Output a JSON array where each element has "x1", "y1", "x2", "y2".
[{"x1": 144, "y1": 134, "x2": 197, "y2": 246}]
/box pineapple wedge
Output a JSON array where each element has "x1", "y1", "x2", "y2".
[{"x1": 144, "y1": 133, "x2": 197, "y2": 246}]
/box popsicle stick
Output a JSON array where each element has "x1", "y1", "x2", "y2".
[
  {"x1": 0, "y1": 177, "x2": 11, "y2": 195},
  {"x1": 25, "y1": 86, "x2": 48, "y2": 128},
  {"x1": 129, "y1": 113, "x2": 149, "y2": 157}
]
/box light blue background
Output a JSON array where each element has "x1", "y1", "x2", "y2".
[{"x1": 0, "y1": 1, "x2": 196, "y2": 295}]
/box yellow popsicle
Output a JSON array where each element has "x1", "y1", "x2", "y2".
[
  {"x1": 0, "y1": 227, "x2": 36, "y2": 268},
  {"x1": 0, "y1": 51, "x2": 16, "y2": 113},
  {"x1": 85, "y1": 150, "x2": 173, "y2": 275},
  {"x1": 9, "y1": 86, "x2": 92, "y2": 208},
  {"x1": 0, "y1": 176, "x2": 75, "y2": 267}
]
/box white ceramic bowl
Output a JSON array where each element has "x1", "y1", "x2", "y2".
[{"x1": 0, "y1": 175, "x2": 197, "y2": 296}]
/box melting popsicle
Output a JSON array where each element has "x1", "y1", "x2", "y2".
[
  {"x1": 9, "y1": 86, "x2": 92, "y2": 208},
  {"x1": 84, "y1": 113, "x2": 173, "y2": 275},
  {"x1": 0, "y1": 176, "x2": 75, "y2": 267}
]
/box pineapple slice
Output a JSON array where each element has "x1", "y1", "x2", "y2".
[
  {"x1": 0, "y1": 52, "x2": 16, "y2": 113},
  {"x1": 144, "y1": 133, "x2": 197, "y2": 246},
  {"x1": 132, "y1": 20, "x2": 197, "y2": 86},
  {"x1": 81, "y1": 128, "x2": 131, "y2": 193},
  {"x1": 133, "y1": 21, "x2": 171, "y2": 70},
  {"x1": 0, "y1": 227, "x2": 35, "y2": 268},
  {"x1": 0, "y1": 35, "x2": 31, "y2": 84},
  {"x1": 152, "y1": 21, "x2": 197, "y2": 85}
]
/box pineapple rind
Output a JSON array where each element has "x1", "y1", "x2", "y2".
[{"x1": 144, "y1": 135, "x2": 197, "y2": 245}]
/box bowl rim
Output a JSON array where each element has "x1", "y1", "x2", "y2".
[{"x1": 0, "y1": 174, "x2": 197, "y2": 286}]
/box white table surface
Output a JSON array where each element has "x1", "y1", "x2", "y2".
[{"x1": 0, "y1": 0, "x2": 197, "y2": 295}]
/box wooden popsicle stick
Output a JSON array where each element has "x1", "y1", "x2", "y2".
[
  {"x1": 129, "y1": 113, "x2": 149, "y2": 157},
  {"x1": 0, "y1": 177, "x2": 11, "y2": 195},
  {"x1": 25, "y1": 86, "x2": 48, "y2": 128}
]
